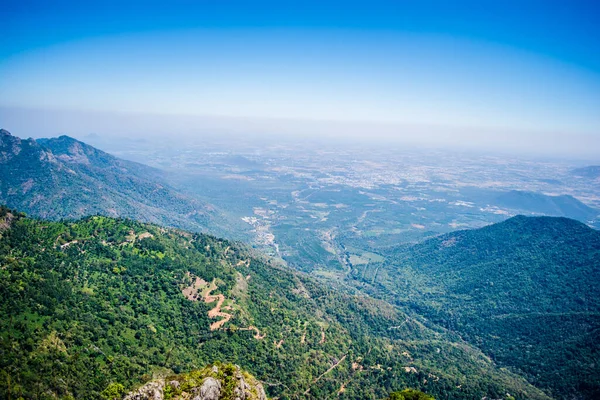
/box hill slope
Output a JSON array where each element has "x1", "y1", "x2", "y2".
[
  {"x1": 494, "y1": 190, "x2": 598, "y2": 221},
  {"x1": 0, "y1": 129, "x2": 231, "y2": 235},
  {"x1": 572, "y1": 165, "x2": 600, "y2": 180},
  {"x1": 0, "y1": 208, "x2": 549, "y2": 400},
  {"x1": 363, "y1": 216, "x2": 600, "y2": 399}
]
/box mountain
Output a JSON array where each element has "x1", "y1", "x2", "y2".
[
  {"x1": 0, "y1": 129, "x2": 232, "y2": 235},
  {"x1": 493, "y1": 190, "x2": 598, "y2": 221},
  {"x1": 572, "y1": 165, "x2": 600, "y2": 180},
  {"x1": 0, "y1": 208, "x2": 549, "y2": 399},
  {"x1": 360, "y1": 216, "x2": 600, "y2": 399}
]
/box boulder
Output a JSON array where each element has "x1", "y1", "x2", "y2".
[
  {"x1": 192, "y1": 377, "x2": 221, "y2": 400},
  {"x1": 123, "y1": 380, "x2": 164, "y2": 400}
]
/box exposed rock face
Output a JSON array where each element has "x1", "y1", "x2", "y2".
[
  {"x1": 122, "y1": 363, "x2": 268, "y2": 400},
  {"x1": 233, "y1": 371, "x2": 249, "y2": 400},
  {"x1": 256, "y1": 383, "x2": 267, "y2": 400},
  {"x1": 123, "y1": 379, "x2": 164, "y2": 400},
  {"x1": 193, "y1": 377, "x2": 221, "y2": 400}
]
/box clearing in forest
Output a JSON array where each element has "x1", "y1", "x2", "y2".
[
  {"x1": 181, "y1": 272, "x2": 208, "y2": 301},
  {"x1": 182, "y1": 273, "x2": 266, "y2": 337}
]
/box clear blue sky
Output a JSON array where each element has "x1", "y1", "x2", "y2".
[{"x1": 1, "y1": 0, "x2": 599, "y2": 151}]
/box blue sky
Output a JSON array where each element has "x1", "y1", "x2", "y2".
[{"x1": 1, "y1": 0, "x2": 599, "y2": 152}]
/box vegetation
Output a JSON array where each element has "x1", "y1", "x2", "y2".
[
  {"x1": 386, "y1": 388, "x2": 435, "y2": 400},
  {"x1": 0, "y1": 129, "x2": 239, "y2": 238},
  {"x1": 355, "y1": 215, "x2": 600, "y2": 399},
  {"x1": 0, "y1": 207, "x2": 548, "y2": 399},
  {"x1": 116, "y1": 362, "x2": 267, "y2": 400}
]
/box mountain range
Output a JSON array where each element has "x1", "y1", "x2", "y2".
[{"x1": 0, "y1": 129, "x2": 237, "y2": 236}]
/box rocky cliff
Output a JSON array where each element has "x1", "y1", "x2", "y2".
[{"x1": 121, "y1": 364, "x2": 267, "y2": 400}]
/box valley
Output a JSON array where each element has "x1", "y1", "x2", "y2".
[
  {"x1": 84, "y1": 133, "x2": 600, "y2": 278},
  {"x1": 2, "y1": 129, "x2": 600, "y2": 398}
]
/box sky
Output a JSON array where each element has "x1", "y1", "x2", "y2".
[{"x1": 1, "y1": 0, "x2": 599, "y2": 156}]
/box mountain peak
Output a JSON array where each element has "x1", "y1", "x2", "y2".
[
  {"x1": 482, "y1": 215, "x2": 596, "y2": 240},
  {"x1": 38, "y1": 134, "x2": 89, "y2": 148},
  {"x1": 495, "y1": 190, "x2": 598, "y2": 221},
  {"x1": 572, "y1": 165, "x2": 600, "y2": 180},
  {"x1": 502, "y1": 214, "x2": 590, "y2": 229},
  {"x1": 37, "y1": 134, "x2": 114, "y2": 166},
  {"x1": 0, "y1": 128, "x2": 12, "y2": 136}
]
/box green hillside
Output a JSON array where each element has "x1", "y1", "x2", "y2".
[
  {"x1": 0, "y1": 208, "x2": 548, "y2": 399},
  {"x1": 359, "y1": 216, "x2": 600, "y2": 399}
]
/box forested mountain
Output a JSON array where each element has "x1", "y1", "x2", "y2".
[
  {"x1": 494, "y1": 190, "x2": 598, "y2": 221},
  {"x1": 0, "y1": 129, "x2": 231, "y2": 235},
  {"x1": 361, "y1": 216, "x2": 600, "y2": 399},
  {"x1": 0, "y1": 208, "x2": 548, "y2": 400}
]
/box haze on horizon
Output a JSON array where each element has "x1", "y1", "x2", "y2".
[{"x1": 1, "y1": 0, "x2": 599, "y2": 157}]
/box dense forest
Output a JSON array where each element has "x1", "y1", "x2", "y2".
[
  {"x1": 353, "y1": 215, "x2": 600, "y2": 399},
  {"x1": 0, "y1": 207, "x2": 548, "y2": 399}
]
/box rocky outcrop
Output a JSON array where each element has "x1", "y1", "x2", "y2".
[
  {"x1": 123, "y1": 380, "x2": 164, "y2": 400},
  {"x1": 255, "y1": 384, "x2": 267, "y2": 400},
  {"x1": 193, "y1": 377, "x2": 221, "y2": 400},
  {"x1": 122, "y1": 363, "x2": 268, "y2": 400},
  {"x1": 229, "y1": 369, "x2": 266, "y2": 400}
]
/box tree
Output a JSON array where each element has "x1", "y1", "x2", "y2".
[
  {"x1": 387, "y1": 388, "x2": 435, "y2": 400},
  {"x1": 101, "y1": 382, "x2": 125, "y2": 400}
]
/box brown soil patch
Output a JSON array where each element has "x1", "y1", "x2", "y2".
[
  {"x1": 236, "y1": 259, "x2": 250, "y2": 267},
  {"x1": 182, "y1": 273, "x2": 267, "y2": 336},
  {"x1": 181, "y1": 272, "x2": 208, "y2": 301},
  {"x1": 235, "y1": 325, "x2": 265, "y2": 339},
  {"x1": 351, "y1": 362, "x2": 363, "y2": 371},
  {"x1": 204, "y1": 282, "x2": 233, "y2": 331},
  {"x1": 249, "y1": 326, "x2": 265, "y2": 339},
  {"x1": 60, "y1": 240, "x2": 78, "y2": 249}
]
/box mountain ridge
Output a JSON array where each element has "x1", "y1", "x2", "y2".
[
  {"x1": 356, "y1": 215, "x2": 600, "y2": 399},
  {"x1": 493, "y1": 190, "x2": 598, "y2": 222},
  {"x1": 0, "y1": 129, "x2": 235, "y2": 236},
  {"x1": 572, "y1": 165, "x2": 600, "y2": 180}
]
